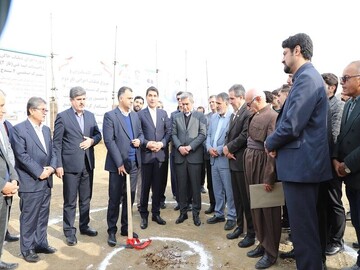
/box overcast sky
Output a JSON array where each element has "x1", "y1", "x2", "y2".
[{"x1": 1, "y1": 0, "x2": 360, "y2": 98}]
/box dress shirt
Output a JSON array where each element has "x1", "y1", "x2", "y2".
[{"x1": 29, "y1": 119, "x2": 47, "y2": 153}]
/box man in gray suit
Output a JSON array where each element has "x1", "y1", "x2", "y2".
[
  {"x1": 53, "y1": 86, "x2": 102, "y2": 246},
  {"x1": 0, "y1": 90, "x2": 19, "y2": 270},
  {"x1": 206, "y1": 92, "x2": 236, "y2": 231},
  {"x1": 103, "y1": 86, "x2": 144, "y2": 246},
  {"x1": 10, "y1": 97, "x2": 57, "y2": 263},
  {"x1": 333, "y1": 61, "x2": 360, "y2": 270},
  {"x1": 172, "y1": 92, "x2": 206, "y2": 226}
]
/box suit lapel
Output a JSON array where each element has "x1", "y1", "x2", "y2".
[
  {"x1": 145, "y1": 108, "x2": 156, "y2": 129},
  {"x1": 66, "y1": 108, "x2": 83, "y2": 136},
  {"x1": 115, "y1": 109, "x2": 131, "y2": 139},
  {"x1": 26, "y1": 120, "x2": 47, "y2": 154},
  {"x1": 339, "y1": 101, "x2": 360, "y2": 141},
  {"x1": 83, "y1": 111, "x2": 91, "y2": 137}
]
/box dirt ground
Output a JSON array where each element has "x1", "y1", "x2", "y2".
[{"x1": 2, "y1": 142, "x2": 358, "y2": 270}]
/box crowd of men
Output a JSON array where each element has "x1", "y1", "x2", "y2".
[{"x1": 0, "y1": 32, "x2": 359, "y2": 270}]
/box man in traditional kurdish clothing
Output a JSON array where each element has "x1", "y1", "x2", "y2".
[{"x1": 243, "y1": 88, "x2": 281, "y2": 269}]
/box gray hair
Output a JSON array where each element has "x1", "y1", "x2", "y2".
[
  {"x1": 69, "y1": 86, "x2": 86, "y2": 99},
  {"x1": 228, "y1": 84, "x2": 245, "y2": 98},
  {"x1": 179, "y1": 92, "x2": 194, "y2": 104},
  {"x1": 27, "y1": 97, "x2": 46, "y2": 116},
  {"x1": 216, "y1": 92, "x2": 229, "y2": 104}
]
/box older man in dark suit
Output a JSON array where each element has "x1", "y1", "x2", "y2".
[
  {"x1": 103, "y1": 86, "x2": 144, "y2": 247},
  {"x1": 265, "y1": 33, "x2": 332, "y2": 270},
  {"x1": 223, "y1": 84, "x2": 255, "y2": 247},
  {"x1": 333, "y1": 60, "x2": 360, "y2": 270},
  {"x1": 10, "y1": 97, "x2": 57, "y2": 263},
  {"x1": 138, "y1": 86, "x2": 171, "y2": 229},
  {"x1": 172, "y1": 92, "x2": 206, "y2": 226},
  {"x1": 53, "y1": 86, "x2": 102, "y2": 246},
  {"x1": 0, "y1": 90, "x2": 19, "y2": 270}
]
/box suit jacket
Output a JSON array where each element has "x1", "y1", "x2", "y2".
[
  {"x1": 224, "y1": 103, "x2": 252, "y2": 171},
  {"x1": 53, "y1": 108, "x2": 102, "y2": 173},
  {"x1": 333, "y1": 98, "x2": 360, "y2": 189},
  {"x1": 172, "y1": 110, "x2": 206, "y2": 164},
  {"x1": 103, "y1": 107, "x2": 144, "y2": 172},
  {"x1": 138, "y1": 107, "x2": 171, "y2": 163},
  {"x1": 10, "y1": 119, "x2": 56, "y2": 192},
  {"x1": 206, "y1": 111, "x2": 231, "y2": 168},
  {"x1": 266, "y1": 62, "x2": 332, "y2": 183}
]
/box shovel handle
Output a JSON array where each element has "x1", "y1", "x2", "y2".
[{"x1": 126, "y1": 173, "x2": 133, "y2": 239}]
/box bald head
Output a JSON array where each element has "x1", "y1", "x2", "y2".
[{"x1": 245, "y1": 88, "x2": 267, "y2": 112}]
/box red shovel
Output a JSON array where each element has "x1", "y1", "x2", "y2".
[{"x1": 125, "y1": 173, "x2": 151, "y2": 249}]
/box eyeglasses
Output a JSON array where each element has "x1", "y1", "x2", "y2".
[
  {"x1": 246, "y1": 97, "x2": 256, "y2": 107},
  {"x1": 34, "y1": 108, "x2": 49, "y2": 113},
  {"x1": 340, "y1": 74, "x2": 360, "y2": 84}
]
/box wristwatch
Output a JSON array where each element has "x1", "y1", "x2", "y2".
[{"x1": 344, "y1": 164, "x2": 351, "y2": 174}]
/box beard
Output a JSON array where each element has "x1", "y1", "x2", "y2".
[{"x1": 283, "y1": 64, "x2": 291, "y2": 74}]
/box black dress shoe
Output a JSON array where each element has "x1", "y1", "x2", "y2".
[
  {"x1": 226, "y1": 227, "x2": 243, "y2": 240},
  {"x1": 0, "y1": 261, "x2": 18, "y2": 269},
  {"x1": 66, "y1": 235, "x2": 77, "y2": 246},
  {"x1": 238, "y1": 234, "x2": 255, "y2": 248},
  {"x1": 22, "y1": 250, "x2": 40, "y2": 263},
  {"x1": 107, "y1": 233, "x2": 116, "y2": 247},
  {"x1": 152, "y1": 215, "x2": 166, "y2": 225},
  {"x1": 207, "y1": 215, "x2": 225, "y2": 224},
  {"x1": 325, "y1": 244, "x2": 344, "y2": 256},
  {"x1": 34, "y1": 245, "x2": 57, "y2": 254},
  {"x1": 224, "y1": 220, "x2": 236, "y2": 231},
  {"x1": 247, "y1": 244, "x2": 265, "y2": 258},
  {"x1": 160, "y1": 202, "x2": 166, "y2": 209},
  {"x1": 80, "y1": 227, "x2": 98, "y2": 237},
  {"x1": 120, "y1": 230, "x2": 139, "y2": 239},
  {"x1": 140, "y1": 217, "x2": 148, "y2": 229},
  {"x1": 175, "y1": 213, "x2": 188, "y2": 224},
  {"x1": 204, "y1": 205, "x2": 215, "y2": 214},
  {"x1": 4, "y1": 232, "x2": 19, "y2": 242},
  {"x1": 193, "y1": 215, "x2": 201, "y2": 226},
  {"x1": 279, "y1": 248, "x2": 295, "y2": 259},
  {"x1": 174, "y1": 204, "x2": 180, "y2": 211},
  {"x1": 353, "y1": 242, "x2": 360, "y2": 249},
  {"x1": 255, "y1": 253, "x2": 276, "y2": 269}
]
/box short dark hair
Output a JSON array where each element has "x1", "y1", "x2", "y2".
[
  {"x1": 322, "y1": 73, "x2": 338, "y2": 94},
  {"x1": 118, "y1": 86, "x2": 132, "y2": 99},
  {"x1": 282, "y1": 33, "x2": 313, "y2": 61},
  {"x1": 264, "y1": 91, "x2": 274, "y2": 103},
  {"x1": 134, "y1": 95, "x2": 144, "y2": 102},
  {"x1": 146, "y1": 86, "x2": 159, "y2": 97},
  {"x1": 278, "y1": 84, "x2": 291, "y2": 94},
  {"x1": 176, "y1": 91, "x2": 183, "y2": 97}
]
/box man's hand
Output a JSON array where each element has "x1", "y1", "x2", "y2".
[
  {"x1": 208, "y1": 148, "x2": 219, "y2": 158},
  {"x1": 56, "y1": 167, "x2": 64, "y2": 179},
  {"x1": 2, "y1": 181, "x2": 18, "y2": 197},
  {"x1": 264, "y1": 142, "x2": 277, "y2": 158},
  {"x1": 39, "y1": 166, "x2": 55, "y2": 180},
  {"x1": 131, "y1": 139, "x2": 140, "y2": 148},
  {"x1": 264, "y1": 183, "x2": 273, "y2": 192},
  {"x1": 178, "y1": 146, "x2": 189, "y2": 156},
  {"x1": 223, "y1": 145, "x2": 229, "y2": 156},
  {"x1": 333, "y1": 159, "x2": 347, "y2": 177},
  {"x1": 118, "y1": 165, "x2": 128, "y2": 176},
  {"x1": 80, "y1": 136, "x2": 94, "y2": 150}
]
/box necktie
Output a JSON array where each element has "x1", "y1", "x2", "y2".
[{"x1": 347, "y1": 100, "x2": 356, "y2": 121}]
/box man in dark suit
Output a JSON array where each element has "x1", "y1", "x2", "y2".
[
  {"x1": 223, "y1": 84, "x2": 255, "y2": 247},
  {"x1": 172, "y1": 92, "x2": 206, "y2": 226},
  {"x1": 333, "y1": 60, "x2": 360, "y2": 270},
  {"x1": 0, "y1": 90, "x2": 19, "y2": 270},
  {"x1": 138, "y1": 86, "x2": 171, "y2": 229},
  {"x1": 53, "y1": 86, "x2": 102, "y2": 246},
  {"x1": 265, "y1": 33, "x2": 332, "y2": 270},
  {"x1": 103, "y1": 86, "x2": 144, "y2": 247},
  {"x1": 10, "y1": 97, "x2": 57, "y2": 263}
]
